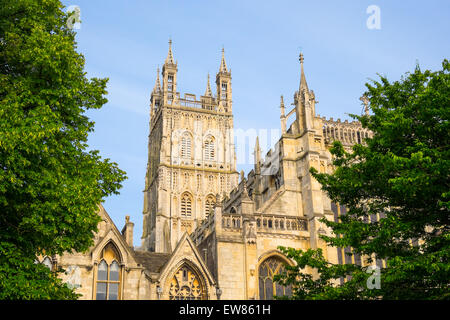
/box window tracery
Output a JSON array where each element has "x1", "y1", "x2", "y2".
[
  {"x1": 205, "y1": 195, "x2": 215, "y2": 218},
  {"x1": 204, "y1": 136, "x2": 215, "y2": 161},
  {"x1": 258, "y1": 256, "x2": 292, "y2": 300},
  {"x1": 169, "y1": 265, "x2": 206, "y2": 300},
  {"x1": 181, "y1": 192, "x2": 193, "y2": 217},
  {"x1": 96, "y1": 243, "x2": 121, "y2": 300}
]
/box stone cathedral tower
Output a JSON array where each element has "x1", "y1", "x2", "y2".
[{"x1": 141, "y1": 42, "x2": 239, "y2": 253}]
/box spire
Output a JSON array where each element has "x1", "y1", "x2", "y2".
[
  {"x1": 255, "y1": 136, "x2": 260, "y2": 150},
  {"x1": 205, "y1": 73, "x2": 212, "y2": 97},
  {"x1": 165, "y1": 39, "x2": 175, "y2": 65},
  {"x1": 254, "y1": 136, "x2": 261, "y2": 159},
  {"x1": 153, "y1": 66, "x2": 161, "y2": 93},
  {"x1": 254, "y1": 136, "x2": 261, "y2": 173},
  {"x1": 219, "y1": 47, "x2": 228, "y2": 73},
  {"x1": 299, "y1": 52, "x2": 308, "y2": 92}
]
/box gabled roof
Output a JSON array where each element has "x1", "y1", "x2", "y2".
[
  {"x1": 89, "y1": 204, "x2": 139, "y2": 266},
  {"x1": 158, "y1": 232, "x2": 216, "y2": 285},
  {"x1": 133, "y1": 251, "x2": 171, "y2": 273}
]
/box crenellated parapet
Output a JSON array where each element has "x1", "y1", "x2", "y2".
[{"x1": 320, "y1": 116, "x2": 372, "y2": 147}]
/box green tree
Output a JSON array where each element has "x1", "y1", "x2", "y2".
[
  {"x1": 0, "y1": 0, "x2": 126, "y2": 299},
  {"x1": 275, "y1": 60, "x2": 450, "y2": 300}
]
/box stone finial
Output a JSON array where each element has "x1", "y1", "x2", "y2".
[
  {"x1": 240, "y1": 170, "x2": 245, "y2": 182},
  {"x1": 360, "y1": 94, "x2": 370, "y2": 115},
  {"x1": 122, "y1": 215, "x2": 134, "y2": 247},
  {"x1": 242, "y1": 179, "x2": 250, "y2": 198},
  {"x1": 280, "y1": 95, "x2": 287, "y2": 134}
]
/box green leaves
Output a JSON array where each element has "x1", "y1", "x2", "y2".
[
  {"x1": 0, "y1": 242, "x2": 80, "y2": 300},
  {"x1": 274, "y1": 246, "x2": 370, "y2": 300},
  {"x1": 0, "y1": 0, "x2": 126, "y2": 299}
]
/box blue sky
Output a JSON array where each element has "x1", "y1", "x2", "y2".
[{"x1": 61, "y1": 0, "x2": 449, "y2": 247}]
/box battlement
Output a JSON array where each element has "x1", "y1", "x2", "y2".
[
  {"x1": 320, "y1": 116, "x2": 372, "y2": 146},
  {"x1": 164, "y1": 92, "x2": 219, "y2": 111}
]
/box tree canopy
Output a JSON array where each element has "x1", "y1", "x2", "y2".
[{"x1": 0, "y1": 0, "x2": 126, "y2": 299}]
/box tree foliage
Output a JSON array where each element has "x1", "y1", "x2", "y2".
[
  {"x1": 275, "y1": 60, "x2": 450, "y2": 299},
  {"x1": 0, "y1": 0, "x2": 126, "y2": 299}
]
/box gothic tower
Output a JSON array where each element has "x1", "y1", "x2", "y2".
[{"x1": 141, "y1": 42, "x2": 239, "y2": 252}]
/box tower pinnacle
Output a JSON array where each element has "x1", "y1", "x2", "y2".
[
  {"x1": 165, "y1": 39, "x2": 175, "y2": 65},
  {"x1": 219, "y1": 47, "x2": 228, "y2": 73},
  {"x1": 205, "y1": 73, "x2": 212, "y2": 97},
  {"x1": 299, "y1": 52, "x2": 308, "y2": 92},
  {"x1": 153, "y1": 66, "x2": 161, "y2": 93}
]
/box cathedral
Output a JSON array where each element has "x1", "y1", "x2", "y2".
[{"x1": 36, "y1": 42, "x2": 373, "y2": 300}]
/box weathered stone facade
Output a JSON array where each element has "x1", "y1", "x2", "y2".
[
  {"x1": 141, "y1": 42, "x2": 239, "y2": 253},
  {"x1": 46, "y1": 43, "x2": 371, "y2": 300}
]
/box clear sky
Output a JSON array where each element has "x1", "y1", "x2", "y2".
[{"x1": 60, "y1": 0, "x2": 449, "y2": 247}]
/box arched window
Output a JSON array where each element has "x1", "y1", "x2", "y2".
[
  {"x1": 181, "y1": 192, "x2": 193, "y2": 217},
  {"x1": 42, "y1": 256, "x2": 52, "y2": 270},
  {"x1": 204, "y1": 136, "x2": 215, "y2": 161},
  {"x1": 205, "y1": 195, "x2": 215, "y2": 218},
  {"x1": 258, "y1": 256, "x2": 292, "y2": 300},
  {"x1": 181, "y1": 132, "x2": 192, "y2": 159},
  {"x1": 169, "y1": 264, "x2": 206, "y2": 300},
  {"x1": 96, "y1": 243, "x2": 121, "y2": 300}
]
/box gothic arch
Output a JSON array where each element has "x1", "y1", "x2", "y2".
[
  {"x1": 180, "y1": 131, "x2": 193, "y2": 160},
  {"x1": 203, "y1": 135, "x2": 215, "y2": 161},
  {"x1": 97, "y1": 241, "x2": 122, "y2": 264},
  {"x1": 95, "y1": 241, "x2": 123, "y2": 300},
  {"x1": 91, "y1": 228, "x2": 129, "y2": 265},
  {"x1": 258, "y1": 250, "x2": 292, "y2": 265},
  {"x1": 180, "y1": 192, "x2": 193, "y2": 217},
  {"x1": 205, "y1": 194, "x2": 216, "y2": 218},
  {"x1": 165, "y1": 259, "x2": 209, "y2": 300},
  {"x1": 257, "y1": 251, "x2": 293, "y2": 300}
]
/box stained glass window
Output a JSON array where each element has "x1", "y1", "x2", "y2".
[
  {"x1": 169, "y1": 265, "x2": 206, "y2": 300},
  {"x1": 96, "y1": 243, "x2": 121, "y2": 300},
  {"x1": 258, "y1": 257, "x2": 292, "y2": 300}
]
